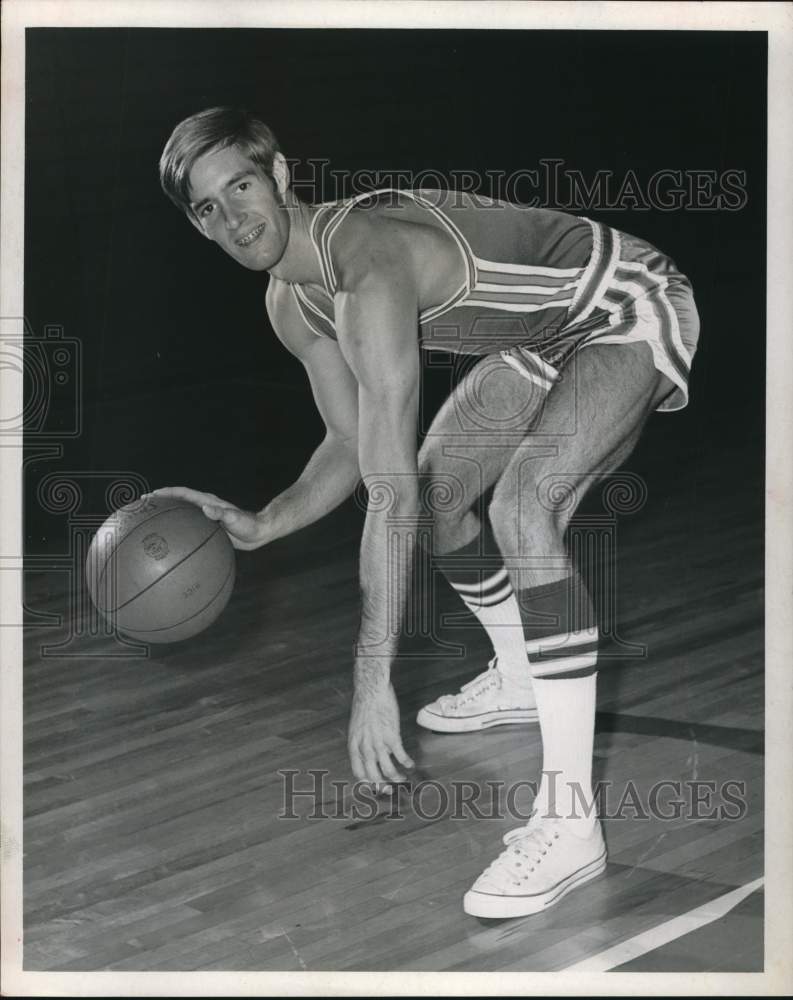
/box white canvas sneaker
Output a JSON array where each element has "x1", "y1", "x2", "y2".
[
  {"x1": 416, "y1": 658, "x2": 538, "y2": 733},
  {"x1": 463, "y1": 818, "x2": 607, "y2": 918}
]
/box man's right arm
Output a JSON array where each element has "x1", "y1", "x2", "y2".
[{"x1": 256, "y1": 278, "x2": 361, "y2": 545}]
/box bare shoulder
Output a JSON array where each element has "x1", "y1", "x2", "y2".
[
  {"x1": 335, "y1": 212, "x2": 409, "y2": 287},
  {"x1": 330, "y1": 202, "x2": 461, "y2": 309}
]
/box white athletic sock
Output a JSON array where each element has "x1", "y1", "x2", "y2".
[
  {"x1": 531, "y1": 674, "x2": 597, "y2": 836},
  {"x1": 519, "y1": 575, "x2": 600, "y2": 836},
  {"x1": 438, "y1": 522, "x2": 534, "y2": 691},
  {"x1": 451, "y1": 570, "x2": 533, "y2": 690}
]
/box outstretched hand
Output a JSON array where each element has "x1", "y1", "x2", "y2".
[
  {"x1": 348, "y1": 680, "x2": 414, "y2": 793},
  {"x1": 144, "y1": 486, "x2": 267, "y2": 551}
]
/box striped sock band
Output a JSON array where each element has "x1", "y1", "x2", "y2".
[
  {"x1": 438, "y1": 524, "x2": 531, "y2": 685},
  {"x1": 518, "y1": 575, "x2": 599, "y2": 680},
  {"x1": 438, "y1": 522, "x2": 511, "y2": 608},
  {"x1": 451, "y1": 565, "x2": 514, "y2": 609}
]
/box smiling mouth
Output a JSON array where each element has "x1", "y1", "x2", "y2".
[{"x1": 237, "y1": 223, "x2": 266, "y2": 248}]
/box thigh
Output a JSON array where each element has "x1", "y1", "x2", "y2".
[
  {"x1": 420, "y1": 352, "x2": 551, "y2": 500},
  {"x1": 496, "y1": 341, "x2": 670, "y2": 520}
]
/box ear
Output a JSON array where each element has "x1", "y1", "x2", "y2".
[{"x1": 271, "y1": 152, "x2": 290, "y2": 199}]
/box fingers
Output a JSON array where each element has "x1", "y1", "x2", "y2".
[
  {"x1": 201, "y1": 503, "x2": 226, "y2": 521},
  {"x1": 202, "y1": 507, "x2": 263, "y2": 551},
  {"x1": 145, "y1": 486, "x2": 201, "y2": 501},
  {"x1": 142, "y1": 489, "x2": 264, "y2": 551},
  {"x1": 350, "y1": 742, "x2": 387, "y2": 787},
  {"x1": 377, "y1": 748, "x2": 406, "y2": 785},
  {"x1": 349, "y1": 744, "x2": 367, "y2": 783},
  {"x1": 145, "y1": 486, "x2": 228, "y2": 508},
  {"x1": 391, "y1": 741, "x2": 415, "y2": 771},
  {"x1": 227, "y1": 536, "x2": 261, "y2": 552},
  {"x1": 212, "y1": 507, "x2": 245, "y2": 528},
  {"x1": 349, "y1": 737, "x2": 411, "y2": 791},
  {"x1": 142, "y1": 488, "x2": 243, "y2": 530}
]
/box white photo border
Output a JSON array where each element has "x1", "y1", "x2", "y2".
[{"x1": 2, "y1": 2, "x2": 791, "y2": 995}]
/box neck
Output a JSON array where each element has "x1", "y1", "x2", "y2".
[{"x1": 268, "y1": 192, "x2": 322, "y2": 286}]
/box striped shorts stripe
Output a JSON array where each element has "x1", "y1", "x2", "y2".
[{"x1": 501, "y1": 222, "x2": 700, "y2": 412}]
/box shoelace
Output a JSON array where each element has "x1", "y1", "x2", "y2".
[
  {"x1": 484, "y1": 825, "x2": 561, "y2": 886},
  {"x1": 438, "y1": 657, "x2": 500, "y2": 709}
]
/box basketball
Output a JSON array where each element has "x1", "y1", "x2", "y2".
[{"x1": 85, "y1": 496, "x2": 236, "y2": 643}]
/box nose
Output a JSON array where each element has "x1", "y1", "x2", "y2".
[{"x1": 223, "y1": 206, "x2": 246, "y2": 231}]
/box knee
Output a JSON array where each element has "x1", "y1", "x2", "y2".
[
  {"x1": 418, "y1": 442, "x2": 444, "y2": 512},
  {"x1": 417, "y1": 442, "x2": 480, "y2": 549},
  {"x1": 488, "y1": 479, "x2": 520, "y2": 551},
  {"x1": 417, "y1": 441, "x2": 468, "y2": 514},
  {"x1": 489, "y1": 475, "x2": 566, "y2": 551},
  {"x1": 418, "y1": 437, "x2": 448, "y2": 479},
  {"x1": 417, "y1": 439, "x2": 436, "y2": 486}
]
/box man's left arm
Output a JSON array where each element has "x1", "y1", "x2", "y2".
[{"x1": 334, "y1": 264, "x2": 421, "y2": 789}]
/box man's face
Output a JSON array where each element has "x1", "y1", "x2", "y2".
[{"x1": 188, "y1": 145, "x2": 289, "y2": 271}]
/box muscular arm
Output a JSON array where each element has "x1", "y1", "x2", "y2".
[
  {"x1": 335, "y1": 273, "x2": 421, "y2": 678},
  {"x1": 258, "y1": 279, "x2": 361, "y2": 544},
  {"x1": 334, "y1": 259, "x2": 421, "y2": 785}
]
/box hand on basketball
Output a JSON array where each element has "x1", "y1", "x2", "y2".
[
  {"x1": 348, "y1": 681, "x2": 414, "y2": 793},
  {"x1": 144, "y1": 487, "x2": 266, "y2": 551}
]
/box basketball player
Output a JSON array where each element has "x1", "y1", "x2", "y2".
[{"x1": 152, "y1": 108, "x2": 699, "y2": 918}]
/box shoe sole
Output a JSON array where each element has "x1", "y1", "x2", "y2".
[
  {"x1": 462, "y1": 849, "x2": 607, "y2": 918},
  {"x1": 416, "y1": 706, "x2": 539, "y2": 733}
]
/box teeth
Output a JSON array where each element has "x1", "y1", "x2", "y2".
[{"x1": 238, "y1": 224, "x2": 264, "y2": 247}]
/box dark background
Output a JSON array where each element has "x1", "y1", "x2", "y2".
[{"x1": 24, "y1": 29, "x2": 766, "y2": 552}]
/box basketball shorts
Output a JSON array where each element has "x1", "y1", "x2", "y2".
[{"x1": 500, "y1": 220, "x2": 700, "y2": 412}]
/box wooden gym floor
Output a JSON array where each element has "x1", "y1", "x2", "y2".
[{"x1": 21, "y1": 407, "x2": 764, "y2": 973}]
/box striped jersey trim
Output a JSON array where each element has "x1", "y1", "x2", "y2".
[
  {"x1": 421, "y1": 283, "x2": 469, "y2": 324},
  {"x1": 476, "y1": 278, "x2": 580, "y2": 294},
  {"x1": 476, "y1": 259, "x2": 581, "y2": 279},
  {"x1": 309, "y1": 189, "x2": 477, "y2": 313},
  {"x1": 308, "y1": 204, "x2": 338, "y2": 298},
  {"x1": 306, "y1": 189, "x2": 592, "y2": 327},
  {"x1": 319, "y1": 200, "x2": 357, "y2": 294},
  {"x1": 463, "y1": 297, "x2": 574, "y2": 315},
  {"x1": 303, "y1": 193, "x2": 694, "y2": 412},
  {"x1": 410, "y1": 191, "x2": 478, "y2": 299},
  {"x1": 464, "y1": 260, "x2": 585, "y2": 314},
  {"x1": 291, "y1": 284, "x2": 337, "y2": 340}
]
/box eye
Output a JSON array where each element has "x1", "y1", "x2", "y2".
[
  {"x1": 237, "y1": 181, "x2": 251, "y2": 192},
  {"x1": 199, "y1": 203, "x2": 214, "y2": 219}
]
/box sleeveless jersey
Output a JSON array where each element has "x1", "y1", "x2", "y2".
[{"x1": 285, "y1": 188, "x2": 697, "y2": 410}]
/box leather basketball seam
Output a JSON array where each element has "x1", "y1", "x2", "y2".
[
  {"x1": 111, "y1": 523, "x2": 228, "y2": 613},
  {"x1": 95, "y1": 502, "x2": 200, "y2": 593},
  {"x1": 118, "y1": 558, "x2": 235, "y2": 634}
]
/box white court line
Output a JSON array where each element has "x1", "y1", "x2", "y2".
[{"x1": 563, "y1": 876, "x2": 765, "y2": 972}]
